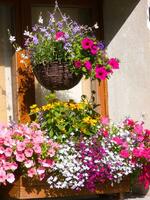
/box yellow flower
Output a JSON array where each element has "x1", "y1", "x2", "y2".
[
  {"x1": 42, "y1": 103, "x2": 54, "y2": 111},
  {"x1": 80, "y1": 127, "x2": 86, "y2": 133},
  {"x1": 30, "y1": 107, "x2": 40, "y2": 114},
  {"x1": 89, "y1": 119, "x2": 97, "y2": 126},
  {"x1": 83, "y1": 116, "x2": 90, "y2": 123},
  {"x1": 76, "y1": 103, "x2": 84, "y2": 110},
  {"x1": 69, "y1": 103, "x2": 77, "y2": 110},
  {"x1": 63, "y1": 102, "x2": 68, "y2": 108},
  {"x1": 30, "y1": 104, "x2": 38, "y2": 109},
  {"x1": 83, "y1": 116, "x2": 97, "y2": 125}
]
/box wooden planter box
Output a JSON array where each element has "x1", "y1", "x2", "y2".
[{"x1": 1, "y1": 175, "x2": 130, "y2": 199}]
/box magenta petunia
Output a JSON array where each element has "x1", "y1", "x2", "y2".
[
  {"x1": 95, "y1": 66, "x2": 108, "y2": 80},
  {"x1": 74, "y1": 60, "x2": 82, "y2": 68},
  {"x1": 120, "y1": 149, "x2": 129, "y2": 158},
  {"x1": 108, "y1": 58, "x2": 119, "y2": 69},
  {"x1": 90, "y1": 45, "x2": 98, "y2": 55},
  {"x1": 55, "y1": 31, "x2": 65, "y2": 41},
  {"x1": 84, "y1": 60, "x2": 92, "y2": 71},
  {"x1": 81, "y1": 37, "x2": 94, "y2": 50}
]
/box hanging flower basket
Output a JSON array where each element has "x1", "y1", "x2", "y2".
[
  {"x1": 8, "y1": 1, "x2": 120, "y2": 91},
  {"x1": 33, "y1": 62, "x2": 82, "y2": 90}
]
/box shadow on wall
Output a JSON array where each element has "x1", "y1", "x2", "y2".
[{"x1": 103, "y1": 0, "x2": 140, "y2": 46}]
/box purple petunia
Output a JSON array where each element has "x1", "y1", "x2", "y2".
[{"x1": 97, "y1": 41, "x2": 105, "y2": 50}]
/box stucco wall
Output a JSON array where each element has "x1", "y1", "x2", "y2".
[{"x1": 103, "y1": 0, "x2": 150, "y2": 128}]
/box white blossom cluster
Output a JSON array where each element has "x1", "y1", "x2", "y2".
[
  {"x1": 100, "y1": 128, "x2": 143, "y2": 184},
  {"x1": 47, "y1": 140, "x2": 88, "y2": 189}
]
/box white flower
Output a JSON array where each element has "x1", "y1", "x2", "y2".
[
  {"x1": 53, "y1": 176, "x2": 58, "y2": 182},
  {"x1": 23, "y1": 30, "x2": 31, "y2": 37},
  {"x1": 38, "y1": 15, "x2": 43, "y2": 24},
  {"x1": 9, "y1": 36, "x2": 16, "y2": 43},
  {"x1": 16, "y1": 47, "x2": 22, "y2": 52},
  {"x1": 51, "y1": 17, "x2": 55, "y2": 23},
  {"x1": 94, "y1": 22, "x2": 99, "y2": 29}
]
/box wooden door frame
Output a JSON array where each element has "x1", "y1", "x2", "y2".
[{"x1": 4, "y1": 0, "x2": 108, "y2": 123}]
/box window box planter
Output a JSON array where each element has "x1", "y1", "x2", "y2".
[{"x1": 1, "y1": 175, "x2": 130, "y2": 199}]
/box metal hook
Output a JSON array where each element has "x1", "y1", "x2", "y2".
[{"x1": 55, "y1": 0, "x2": 58, "y2": 8}]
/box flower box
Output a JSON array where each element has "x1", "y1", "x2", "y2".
[{"x1": 1, "y1": 175, "x2": 130, "y2": 199}]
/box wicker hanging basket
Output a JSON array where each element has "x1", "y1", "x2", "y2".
[{"x1": 33, "y1": 62, "x2": 82, "y2": 91}]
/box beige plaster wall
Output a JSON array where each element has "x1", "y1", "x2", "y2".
[{"x1": 103, "y1": 0, "x2": 150, "y2": 128}]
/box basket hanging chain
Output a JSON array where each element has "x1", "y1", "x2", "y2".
[{"x1": 52, "y1": 0, "x2": 71, "y2": 30}]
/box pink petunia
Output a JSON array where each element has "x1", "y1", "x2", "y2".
[
  {"x1": 102, "y1": 130, "x2": 109, "y2": 137},
  {"x1": 9, "y1": 162, "x2": 18, "y2": 171},
  {"x1": 101, "y1": 117, "x2": 109, "y2": 125},
  {"x1": 24, "y1": 160, "x2": 34, "y2": 168},
  {"x1": 4, "y1": 148, "x2": 13, "y2": 157},
  {"x1": 33, "y1": 145, "x2": 41, "y2": 154},
  {"x1": 74, "y1": 60, "x2": 82, "y2": 68},
  {"x1": 113, "y1": 136, "x2": 124, "y2": 145},
  {"x1": 108, "y1": 58, "x2": 119, "y2": 69},
  {"x1": 27, "y1": 167, "x2": 37, "y2": 178},
  {"x1": 0, "y1": 169, "x2": 6, "y2": 183},
  {"x1": 84, "y1": 60, "x2": 92, "y2": 71},
  {"x1": 6, "y1": 173, "x2": 15, "y2": 183},
  {"x1": 24, "y1": 148, "x2": 33, "y2": 158},
  {"x1": 55, "y1": 31, "x2": 65, "y2": 41},
  {"x1": 17, "y1": 142, "x2": 26, "y2": 152},
  {"x1": 124, "y1": 118, "x2": 135, "y2": 127},
  {"x1": 0, "y1": 138, "x2": 4, "y2": 145},
  {"x1": 138, "y1": 164, "x2": 150, "y2": 189},
  {"x1": 95, "y1": 66, "x2": 108, "y2": 80},
  {"x1": 3, "y1": 162, "x2": 11, "y2": 171},
  {"x1": 37, "y1": 167, "x2": 45, "y2": 175},
  {"x1": 81, "y1": 38, "x2": 93, "y2": 50},
  {"x1": 41, "y1": 159, "x2": 54, "y2": 168},
  {"x1": 120, "y1": 149, "x2": 129, "y2": 158},
  {"x1": 132, "y1": 148, "x2": 143, "y2": 158},
  {"x1": 4, "y1": 138, "x2": 13, "y2": 147},
  {"x1": 90, "y1": 45, "x2": 98, "y2": 55},
  {"x1": 0, "y1": 146, "x2": 4, "y2": 154},
  {"x1": 39, "y1": 173, "x2": 45, "y2": 181},
  {"x1": 48, "y1": 149, "x2": 55, "y2": 157},
  {"x1": 134, "y1": 124, "x2": 143, "y2": 135},
  {"x1": 16, "y1": 152, "x2": 25, "y2": 162}
]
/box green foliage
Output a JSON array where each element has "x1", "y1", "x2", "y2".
[{"x1": 30, "y1": 94, "x2": 100, "y2": 143}]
